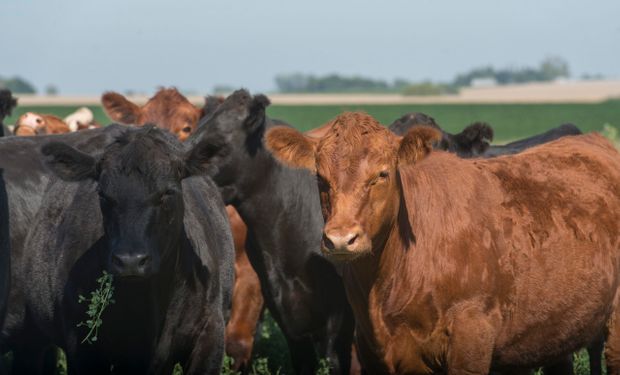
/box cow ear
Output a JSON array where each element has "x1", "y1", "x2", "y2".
[
  {"x1": 398, "y1": 126, "x2": 442, "y2": 166},
  {"x1": 265, "y1": 126, "x2": 317, "y2": 172},
  {"x1": 452, "y1": 122, "x2": 494, "y2": 154},
  {"x1": 41, "y1": 142, "x2": 98, "y2": 181},
  {"x1": 244, "y1": 94, "x2": 271, "y2": 133},
  {"x1": 101, "y1": 92, "x2": 141, "y2": 124}
]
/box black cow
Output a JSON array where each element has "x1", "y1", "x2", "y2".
[
  {"x1": 185, "y1": 90, "x2": 355, "y2": 375},
  {"x1": 482, "y1": 123, "x2": 583, "y2": 157},
  {"x1": 389, "y1": 112, "x2": 494, "y2": 157},
  {"x1": 2, "y1": 126, "x2": 234, "y2": 374},
  {"x1": 0, "y1": 90, "x2": 17, "y2": 137},
  {"x1": 0, "y1": 170, "x2": 8, "y2": 341}
]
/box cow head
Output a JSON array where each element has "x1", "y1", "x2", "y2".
[
  {"x1": 101, "y1": 88, "x2": 204, "y2": 141},
  {"x1": 15, "y1": 112, "x2": 70, "y2": 136},
  {"x1": 185, "y1": 89, "x2": 270, "y2": 203},
  {"x1": 265, "y1": 112, "x2": 441, "y2": 262},
  {"x1": 42, "y1": 126, "x2": 193, "y2": 279}
]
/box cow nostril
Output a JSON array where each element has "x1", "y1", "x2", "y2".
[
  {"x1": 138, "y1": 255, "x2": 151, "y2": 268},
  {"x1": 347, "y1": 234, "x2": 358, "y2": 245},
  {"x1": 322, "y1": 233, "x2": 335, "y2": 251}
]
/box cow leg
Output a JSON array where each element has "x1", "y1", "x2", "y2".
[
  {"x1": 11, "y1": 340, "x2": 56, "y2": 375},
  {"x1": 605, "y1": 306, "x2": 620, "y2": 375},
  {"x1": 588, "y1": 335, "x2": 605, "y2": 375},
  {"x1": 184, "y1": 315, "x2": 226, "y2": 375},
  {"x1": 542, "y1": 355, "x2": 573, "y2": 375},
  {"x1": 287, "y1": 337, "x2": 317, "y2": 375},
  {"x1": 315, "y1": 307, "x2": 355, "y2": 375},
  {"x1": 446, "y1": 306, "x2": 496, "y2": 375}
]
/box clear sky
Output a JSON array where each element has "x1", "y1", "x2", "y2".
[{"x1": 1, "y1": 0, "x2": 618, "y2": 95}]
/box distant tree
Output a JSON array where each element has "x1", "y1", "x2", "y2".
[
  {"x1": 45, "y1": 84, "x2": 59, "y2": 96},
  {"x1": 0, "y1": 76, "x2": 36, "y2": 94},
  {"x1": 539, "y1": 56, "x2": 570, "y2": 81}
]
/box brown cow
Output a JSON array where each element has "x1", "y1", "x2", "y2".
[
  {"x1": 14, "y1": 112, "x2": 71, "y2": 136},
  {"x1": 101, "y1": 88, "x2": 203, "y2": 141},
  {"x1": 101, "y1": 89, "x2": 264, "y2": 370},
  {"x1": 266, "y1": 112, "x2": 620, "y2": 374}
]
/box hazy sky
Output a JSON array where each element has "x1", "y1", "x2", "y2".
[{"x1": 1, "y1": 0, "x2": 619, "y2": 94}]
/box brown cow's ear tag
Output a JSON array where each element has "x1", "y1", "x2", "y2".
[
  {"x1": 265, "y1": 126, "x2": 318, "y2": 172},
  {"x1": 397, "y1": 126, "x2": 442, "y2": 167}
]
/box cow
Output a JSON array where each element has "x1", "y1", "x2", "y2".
[
  {"x1": 0, "y1": 125, "x2": 132, "y2": 372},
  {"x1": 389, "y1": 111, "x2": 584, "y2": 159},
  {"x1": 265, "y1": 112, "x2": 620, "y2": 374},
  {"x1": 64, "y1": 107, "x2": 97, "y2": 132},
  {"x1": 185, "y1": 89, "x2": 355, "y2": 374},
  {"x1": 0, "y1": 125, "x2": 235, "y2": 374},
  {"x1": 101, "y1": 88, "x2": 264, "y2": 370},
  {"x1": 389, "y1": 112, "x2": 494, "y2": 157},
  {"x1": 14, "y1": 112, "x2": 71, "y2": 136},
  {"x1": 0, "y1": 90, "x2": 17, "y2": 136},
  {"x1": 389, "y1": 114, "x2": 597, "y2": 374},
  {"x1": 102, "y1": 88, "x2": 205, "y2": 141}
]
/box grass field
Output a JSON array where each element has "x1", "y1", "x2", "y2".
[{"x1": 5, "y1": 100, "x2": 620, "y2": 142}]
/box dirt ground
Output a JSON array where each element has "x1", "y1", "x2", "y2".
[{"x1": 13, "y1": 79, "x2": 620, "y2": 106}]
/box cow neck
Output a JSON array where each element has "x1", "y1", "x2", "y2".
[
  {"x1": 232, "y1": 145, "x2": 323, "y2": 265},
  {"x1": 340, "y1": 189, "x2": 414, "y2": 364}
]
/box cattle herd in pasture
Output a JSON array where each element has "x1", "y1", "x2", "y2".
[{"x1": 0, "y1": 86, "x2": 618, "y2": 374}]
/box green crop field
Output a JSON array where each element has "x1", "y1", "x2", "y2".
[{"x1": 5, "y1": 100, "x2": 620, "y2": 142}]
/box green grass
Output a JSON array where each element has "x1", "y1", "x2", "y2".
[{"x1": 5, "y1": 100, "x2": 620, "y2": 142}]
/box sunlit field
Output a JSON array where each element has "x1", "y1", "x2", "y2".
[{"x1": 5, "y1": 100, "x2": 620, "y2": 143}]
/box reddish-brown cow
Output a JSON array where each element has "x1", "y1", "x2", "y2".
[
  {"x1": 101, "y1": 89, "x2": 264, "y2": 370},
  {"x1": 266, "y1": 112, "x2": 620, "y2": 374},
  {"x1": 101, "y1": 88, "x2": 202, "y2": 141},
  {"x1": 14, "y1": 112, "x2": 71, "y2": 136}
]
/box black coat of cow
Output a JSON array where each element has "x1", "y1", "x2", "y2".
[
  {"x1": 0, "y1": 90, "x2": 17, "y2": 137},
  {"x1": 185, "y1": 90, "x2": 355, "y2": 374},
  {"x1": 389, "y1": 112, "x2": 495, "y2": 157},
  {"x1": 1, "y1": 126, "x2": 234, "y2": 374}
]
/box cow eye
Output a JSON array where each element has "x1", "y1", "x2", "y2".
[
  {"x1": 182, "y1": 126, "x2": 192, "y2": 133},
  {"x1": 160, "y1": 188, "x2": 178, "y2": 203},
  {"x1": 379, "y1": 170, "x2": 389, "y2": 179}
]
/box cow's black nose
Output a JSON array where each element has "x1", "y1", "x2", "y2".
[{"x1": 109, "y1": 253, "x2": 152, "y2": 277}]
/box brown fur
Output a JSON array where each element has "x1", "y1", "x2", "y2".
[
  {"x1": 15, "y1": 112, "x2": 70, "y2": 136},
  {"x1": 224, "y1": 206, "x2": 264, "y2": 372},
  {"x1": 101, "y1": 88, "x2": 202, "y2": 141},
  {"x1": 266, "y1": 111, "x2": 620, "y2": 374}
]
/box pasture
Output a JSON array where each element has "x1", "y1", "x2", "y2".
[{"x1": 5, "y1": 99, "x2": 620, "y2": 142}]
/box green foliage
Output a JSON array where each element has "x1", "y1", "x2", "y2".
[
  {"x1": 221, "y1": 355, "x2": 240, "y2": 375},
  {"x1": 602, "y1": 123, "x2": 619, "y2": 148},
  {"x1": 0, "y1": 76, "x2": 37, "y2": 94},
  {"x1": 452, "y1": 56, "x2": 571, "y2": 88},
  {"x1": 315, "y1": 358, "x2": 331, "y2": 375},
  {"x1": 252, "y1": 311, "x2": 293, "y2": 374},
  {"x1": 250, "y1": 358, "x2": 280, "y2": 375},
  {"x1": 172, "y1": 363, "x2": 183, "y2": 375},
  {"x1": 275, "y1": 73, "x2": 394, "y2": 93},
  {"x1": 77, "y1": 271, "x2": 115, "y2": 344},
  {"x1": 401, "y1": 81, "x2": 456, "y2": 96}
]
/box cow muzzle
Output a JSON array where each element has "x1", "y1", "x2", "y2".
[
  {"x1": 109, "y1": 252, "x2": 156, "y2": 278},
  {"x1": 321, "y1": 225, "x2": 371, "y2": 261}
]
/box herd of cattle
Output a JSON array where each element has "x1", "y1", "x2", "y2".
[{"x1": 0, "y1": 86, "x2": 618, "y2": 374}]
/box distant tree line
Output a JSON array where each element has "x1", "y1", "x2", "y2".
[
  {"x1": 0, "y1": 76, "x2": 37, "y2": 94},
  {"x1": 275, "y1": 57, "x2": 574, "y2": 95}
]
